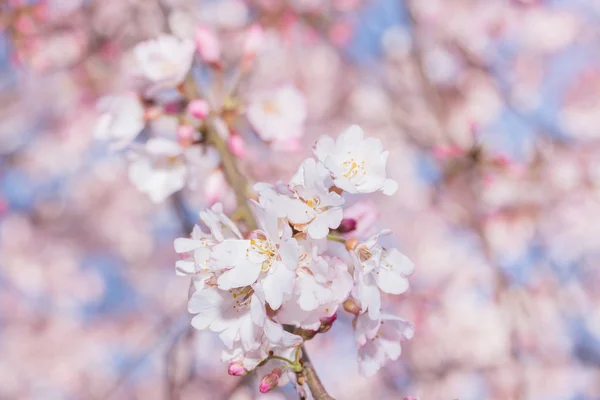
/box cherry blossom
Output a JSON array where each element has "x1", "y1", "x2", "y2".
[
  {"x1": 131, "y1": 34, "x2": 195, "y2": 97},
  {"x1": 314, "y1": 125, "x2": 399, "y2": 195},
  {"x1": 247, "y1": 84, "x2": 307, "y2": 145},
  {"x1": 93, "y1": 93, "x2": 144, "y2": 149},
  {"x1": 212, "y1": 203, "x2": 299, "y2": 310},
  {"x1": 355, "y1": 313, "x2": 415, "y2": 377},
  {"x1": 351, "y1": 232, "x2": 415, "y2": 319},
  {"x1": 285, "y1": 158, "x2": 345, "y2": 239},
  {"x1": 127, "y1": 138, "x2": 192, "y2": 203}
]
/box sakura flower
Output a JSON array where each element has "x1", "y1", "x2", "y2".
[
  {"x1": 131, "y1": 35, "x2": 195, "y2": 97},
  {"x1": 128, "y1": 138, "x2": 189, "y2": 203},
  {"x1": 174, "y1": 203, "x2": 242, "y2": 288},
  {"x1": 276, "y1": 249, "x2": 353, "y2": 330},
  {"x1": 188, "y1": 285, "x2": 265, "y2": 351},
  {"x1": 351, "y1": 232, "x2": 415, "y2": 319},
  {"x1": 211, "y1": 203, "x2": 298, "y2": 309},
  {"x1": 355, "y1": 313, "x2": 414, "y2": 377},
  {"x1": 247, "y1": 84, "x2": 307, "y2": 144},
  {"x1": 314, "y1": 125, "x2": 398, "y2": 195},
  {"x1": 94, "y1": 93, "x2": 144, "y2": 149},
  {"x1": 285, "y1": 158, "x2": 344, "y2": 239},
  {"x1": 222, "y1": 319, "x2": 302, "y2": 370}
]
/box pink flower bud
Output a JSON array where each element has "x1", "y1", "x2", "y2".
[
  {"x1": 227, "y1": 132, "x2": 246, "y2": 158},
  {"x1": 336, "y1": 218, "x2": 357, "y2": 234},
  {"x1": 195, "y1": 25, "x2": 221, "y2": 65},
  {"x1": 318, "y1": 313, "x2": 338, "y2": 333},
  {"x1": 177, "y1": 125, "x2": 196, "y2": 147},
  {"x1": 228, "y1": 361, "x2": 247, "y2": 376},
  {"x1": 242, "y1": 24, "x2": 265, "y2": 67},
  {"x1": 188, "y1": 99, "x2": 210, "y2": 120},
  {"x1": 163, "y1": 102, "x2": 183, "y2": 115},
  {"x1": 259, "y1": 368, "x2": 282, "y2": 393},
  {"x1": 432, "y1": 145, "x2": 464, "y2": 160}
]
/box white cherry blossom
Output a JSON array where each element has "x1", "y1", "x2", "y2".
[
  {"x1": 285, "y1": 158, "x2": 344, "y2": 239},
  {"x1": 174, "y1": 203, "x2": 242, "y2": 289},
  {"x1": 94, "y1": 93, "x2": 144, "y2": 149},
  {"x1": 211, "y1": 203, "x2": 298, "y2": 309},
  {"x1": 276, "y1": 244, "x2": 352, "y2": 330},
  {"x1": 128, "y1": 138, "x2": 191, "y2": 203},
  {"x1": 355, "y1": 313, "x2": 415, "y2": 377},
  {"x1": 188, "y1": 286, "x2": 265, "y2": 351},
  {"x1": 222, "y1": 319, "x2": 302, "y2": 370},
  {"x1": 131, "y1": 35, "x2": 195, "y2": 97},
  {"x1": 314, "y1": 125, "x2": 398, "y2": 195},
  {"x1": 351, "y1": 231, "x2": 414, "y2": 319},
  {"x1": 247, "y1": 84, "x2": 307, "y2": 144}
]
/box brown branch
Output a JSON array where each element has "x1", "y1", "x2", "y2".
[
  {"x1": 300, "y1": 346, "x2": 335, "y2": 400},
  {"x1": 204, "y1": 119, "x2": 257, "y2": 231}
]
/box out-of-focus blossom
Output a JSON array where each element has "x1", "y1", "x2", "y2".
[
  {"x1": 195, "y1": 25, "x2": 221, "y2": 65},
  {"x1": 131, "y1": 35, "x2": 195, "y2": 97},
  {"x1": 247, "y1": 84, "x2": 307, "y2": 144},
  {"x1": 94, "y1": 93, "x2": 145, "y2": 149},
  {"x1": 127, "y1": 138, "x2": 189, "y2": 203}
]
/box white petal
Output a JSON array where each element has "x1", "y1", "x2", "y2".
[
  {"x1": 381, "y1": 178, "x2": 398, "y2": 195},
  {"x1": 375, "y1": 269, "x2": 409, "y2": 295},
  {"x1": 174, "y1": 237, "x2": 203, "y2": 253},
  {"x1": 217, "y1": 260, "x2": 262, "y2": 290},
  {"x1": 175, "y1": 260, "x2": 196, "y2": 275},
  {"x1": 261, "y1": 263, "x2": 295, "y2": 310}
]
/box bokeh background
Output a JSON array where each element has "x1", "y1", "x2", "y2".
[{"x1": 2, "y1": 0, "x2": 600, "y2": 399}]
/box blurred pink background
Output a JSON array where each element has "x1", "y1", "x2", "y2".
[{"x1": 1, "y1": 0, "x2": 600, "y2": 399}]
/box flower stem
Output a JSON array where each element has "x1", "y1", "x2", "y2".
[
  {"x1": 269, "y1": 355, "x2": 302, "y2": 372},
  {"x1": 326, "y1": 234, "x2": 346, "y2": 244}
]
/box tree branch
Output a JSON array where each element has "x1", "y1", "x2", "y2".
[{"x1": 300, "y1": 346, "x2": 335, "y2": 400}]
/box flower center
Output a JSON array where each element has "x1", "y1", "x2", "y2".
[
  {"x1": 230, "y1": 286, "x2": 254, "y2": 312},
  {"x1": 342, "y1": 156, "x2": 366, "y2": 179},
  {"x1": 250, "y1": 238, "x2": 278, "y2": 272}
]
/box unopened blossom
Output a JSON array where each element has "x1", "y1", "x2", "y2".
[
  {"x1": 211, "y1": 203, "x2": 298, "y2": 309},
  {"x1": 131, "y1": 35, "x2": 195, "y2": 97},
  {"x1": 227, "y1": 361, "x2": 247, "y2": 376},
  {"x1": 247, "y1": 84, "x2": 307, "y2": 144},
  {"x1": 285, "y1": 158, "x2": 345, "y2": 239},
  {"x1": 128, "y1": 138, "x2": 189, "y2": 203},
  {"x1": 314, "y1": 125, "x2": 398, "y2": 195},
  {"x1": 351, "y1": 231, "x2": 415, "y2": 319},
  {"x1": 94, "y1": 93, "x2": 144, "y2": 149},
  {"x1": 195, "y1": 25, "x2": 221, "y2": 65},
  {"x1": 356, "y1": 313, "x2": 415, "y2": 377},
  {"x1": 242, "y1": 24, "x2": 265, "y2": 66},
  {"x1": 187, "y1": 99, "x2": 210, "y2": 120},
  {"x1": 259, "y1": 368, "x2": 283, "y2": 393}
]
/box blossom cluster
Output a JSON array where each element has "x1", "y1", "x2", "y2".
[
  {"x1": 175, "y1": 125, "x2": 415, "y2": 385},
  {"x1": 93, "y1": 27, "x2": 308, "y2": 203}
]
